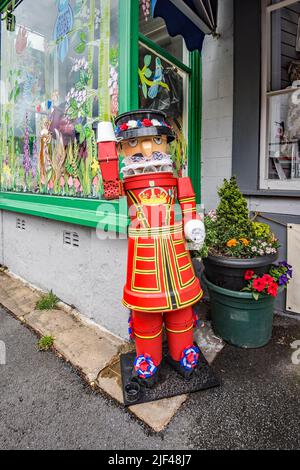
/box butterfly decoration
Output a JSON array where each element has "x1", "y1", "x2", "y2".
[{"x1": 54, "y1": 0, "x2": 74, "y2": 63}]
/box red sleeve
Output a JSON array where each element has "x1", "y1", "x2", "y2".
[{"x1": 177, "y1": 177, "x2": 200, "y2": 224}]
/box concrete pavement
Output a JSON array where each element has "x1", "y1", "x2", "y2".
[{"x1": 0, "y1": 306, "x2": 299, "y2": 449}]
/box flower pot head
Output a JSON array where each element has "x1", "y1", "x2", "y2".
[
  {"x1": 97, "y1": 121, "x2": 117, "y2": 143},
  {"x1": 114, "y1": 109, "x2": 175, "y2": 143}
]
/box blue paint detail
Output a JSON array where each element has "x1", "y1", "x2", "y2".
[{"x1": 54, "y1": 0, "x2": 74, "y2": 63}]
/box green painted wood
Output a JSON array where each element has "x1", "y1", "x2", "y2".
[
  {"x1": 0, "y1": 0, "x2": 22, "y2": 12},
  {"x1": 118, "y1": 0, "x2": 139, "y2": 113},
  {"x1": 188, "y1": 51, "x2": 202, "y2": 204},
  {"x1": 0, "y1": 193, "x2": 130, "y2": 233},
  {"x1": 0, "y1": 0, "x2": 13, "y2": 12},
  {"x1": 139, "y1": 33, "x2": 192, "y2": 74}
]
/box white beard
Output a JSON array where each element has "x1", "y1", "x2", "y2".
[{"x1": 122, "y1": 154, "x2": 173, "y2": 178}]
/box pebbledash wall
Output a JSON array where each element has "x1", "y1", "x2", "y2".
[{"x1": 0, "y1": 210, "x2": 128, "y2": 337}]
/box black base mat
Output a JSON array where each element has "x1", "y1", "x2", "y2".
[{"x1": 120, "y1": 349, "x2": 220, "y2": 406}]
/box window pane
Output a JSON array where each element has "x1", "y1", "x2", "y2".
[
  {"x1": 139, "y1": 2, "x2": 186, "y2": 64},
  {"x1": 270, "y1": 1, "x2": 300, "y2": 91},
  {"x1": 0, "y1": 0, "x2": 119, "y2": 198},
  {"x1": 266, "y1": 90, "x2": 300, "y2": 181},
  {"x1": 138, "y1": 44, "x2": 188, "y2": 176}
]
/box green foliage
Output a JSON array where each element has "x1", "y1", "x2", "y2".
[
  {"x1": 216, "y1": 177, "x2": 252, "y2": 242},
  {"x1": 75, "y1": 31, "x2": 87, "y2": 54},
  {"x1": 38, "y1": 335, "x2": 54, "y2": 351},
  {"x1": 251, "y1": 222, "x2": 271, "y2": 240},
  {"x1": 198, "y1": 215, "x2": 218, "y2": 258},
  {"x1": 36, "y1": 291, "x2": 59, "y2": 311},
  {"x1": 197, "y1": 177, "x2": 279, "y2": 259}
]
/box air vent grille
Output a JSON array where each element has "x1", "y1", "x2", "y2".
[
  {"x1": 63, "y1": 231, "x2": 79, "y2": 247},
  {"x1": 16, "y1": 218, "x2": 26, "y2": 230}
]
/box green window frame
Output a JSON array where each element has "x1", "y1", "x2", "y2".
[{"x1": 0, "y1": 0, "x2": 202, "y2": 232}]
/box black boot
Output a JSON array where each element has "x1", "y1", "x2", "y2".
[
  {"x1": 167, "y1": 344, "x2": 200, "y2": 380},
  {"x1": 167, "y1": 355, "x2": 195, "y2": 380}
]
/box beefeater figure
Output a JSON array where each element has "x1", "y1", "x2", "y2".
[{"x1": 97, "y1": 110, "x2": 206, "y2": 388}]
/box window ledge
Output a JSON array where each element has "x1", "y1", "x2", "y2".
[
  {"x1": 0, "y1": 192, "x2": 130, "y2": 233},
  {"x1": 243, "y1": 189, "x2": 300, "y2": 198}
]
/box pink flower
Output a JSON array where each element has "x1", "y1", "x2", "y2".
[
  {"x1": 74, "y1": 178, "x2": 80, "y2": 192},
  {"x1": 68, "y1": 176, "x2": 73, "y2": 187},
  {"x1": 93, "y1": 176, "x2": 99, "y2": 186},
  {"x1": 60, "y1": 176, "x2": 65, "y2": 187}
]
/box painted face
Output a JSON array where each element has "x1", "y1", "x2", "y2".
[
  {"x1": 119, "y1": 135, "x2": 173, "y2": 178},
  {"x1": 120, "y1": 135, "x2": 168, "y2": 159}
]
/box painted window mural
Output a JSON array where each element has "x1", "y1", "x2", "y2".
[{"x1": 0, "y1": 0, "x2": 119, "y2": 198}]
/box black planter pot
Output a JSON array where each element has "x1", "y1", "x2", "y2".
[{"x1": 203, "y1": 253, "x2": 278, "y2": 291}]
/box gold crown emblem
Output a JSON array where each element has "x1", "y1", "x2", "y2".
[{"x1": 139, "y1": 188, "x2": 168, "y2": 206}]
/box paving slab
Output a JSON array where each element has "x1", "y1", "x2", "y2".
[
  {"x1": 54, "y1": 324, "x2": 122, "y2": 383},
  {"x1": 130, "y1": 396, "x2": 188, "y2": 433}
]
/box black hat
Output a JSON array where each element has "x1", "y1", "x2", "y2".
[{"x1": 114, "y1": 109, "x2": 175, "y2": 143}]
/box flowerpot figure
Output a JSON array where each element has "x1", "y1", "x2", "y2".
[{"x1": 97, "y1": 110, "x2": 205, "y2": 388}]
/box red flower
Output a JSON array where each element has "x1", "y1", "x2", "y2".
[
  {"x1": 267, "y1": 282, "x2": 278, "y2": 297},
  {"x1": 244, "y1": 270, "x2": 255, "y2": 281},
  {"x1": 120, "y1": 123, "x2": 128, "y2": 131},
  {"x1": 142, "y1": 119, "x2": 152, "y2": 127},
  {"x1": 262, "y1": 274, "x2": 274, "y2": 283},
  {"x1": 252, "y1": 277, "x2": 267, "y2": 292}
]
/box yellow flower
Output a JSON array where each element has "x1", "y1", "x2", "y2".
[
  {"x1": 240, "y1": 238, "x2": 250, "y2": 246},
  {"x1": 227, "y1": 239, "x2": 238, "y2": 247},
  {"x1": 91, "y1": 159, "x2": 99, "y2": 177},
  {"x1": 3, "y1": 164, "x2": 11, "y2": 177}
]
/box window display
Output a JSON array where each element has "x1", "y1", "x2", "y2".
[
  {"x1": 262, "y1": 0, "x2": 300, "y2": 189},
  {"x1": 0, "y1": 0, "x2": 119, "y2": 198}
]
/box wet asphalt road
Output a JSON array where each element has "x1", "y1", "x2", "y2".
[{"x1": 0, "y1": 306, "x2": 299, "y2": 450}]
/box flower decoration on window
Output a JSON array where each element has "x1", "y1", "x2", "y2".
[
  {"x1": 141, "y1": 0, "x2": 151, "y2": 22},
  {"x1": 139, "y1": 55, "x2": 170, "y2": 100}
]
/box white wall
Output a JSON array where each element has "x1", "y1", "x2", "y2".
[
  {"x1": 201, "y1": 0, "x2": 234, "y2": 210},
  {"x1": 0, "y1": 211, "x2": 128, "y2": 338}
]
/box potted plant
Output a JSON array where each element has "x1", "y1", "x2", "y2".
[
  {"x1": 199, "y1": 177, "x2": 279, "y2": 291},
  {"x1": 205, "y1": 262, "x2": 293, "y2": 348}
]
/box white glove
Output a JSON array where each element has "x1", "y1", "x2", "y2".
[{"x1": 184, "y1": 219, "x2": 206, "y2": 247}]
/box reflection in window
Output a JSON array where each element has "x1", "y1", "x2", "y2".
[
  {"x1": 0, "y1": 0, "x2": 119, "y2": 198},
  {"x1": 139, "y1": 2, "x2": 185, "y2": 63},
  {"x1": 263, "y1": 1, "x2": 300, "y2": 186}
]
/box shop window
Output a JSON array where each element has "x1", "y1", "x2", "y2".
[
  {"x1": 261, "y1": 0, "x2": 300, "y2": 190},
  {"x1": 0, "y1": 0, "x2": 119, "y2": 198},
  {"x1": 139, "y1": 3, "x2": 190, "y2": 177}
]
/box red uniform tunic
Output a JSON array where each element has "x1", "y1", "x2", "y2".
[{"x1": 122, "y1": 172, "x2": 203, "y2": 313}]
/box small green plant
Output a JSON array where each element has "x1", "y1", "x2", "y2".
[
  {"x1": 36, "y1": 291, "x2": 59, "y2": 311},
  {"x1": 197, "y1": 177, "x2": 279, "y2": 259},
  {"x1": 38, "y1": 335, "x2": 54, "y2": 351}
]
